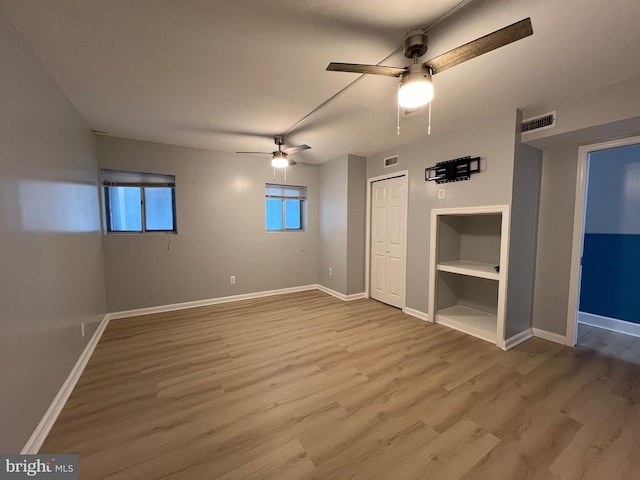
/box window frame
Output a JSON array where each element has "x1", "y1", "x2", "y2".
[
  {"x1": 265, "y1": 183, "x2": 307, "y2": 232},
  {"x1": 102, "y1": 169, "x2": 177, "y2": 234}
]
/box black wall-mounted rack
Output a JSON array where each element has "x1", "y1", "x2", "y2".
[{"x1": 425, "y1": 156, "x2": 480, "y2": 184}]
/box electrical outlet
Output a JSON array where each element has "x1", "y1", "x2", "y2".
[
  {"x1": 329, "y1": 267, "x2": 332, "y2": 276},
  {"x1": 230, "y1": 275, "x2": 236, "y2": 284},
  {"x1": 438, "y1": 188, "x2": 446, "y2": 199},
  {"x1": 81, "y1": 322, "x2": 85, "y2": 338}
]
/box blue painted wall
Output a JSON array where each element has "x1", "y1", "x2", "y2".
[
  {"x1": 580, "y1": 234, "x2": 640, "y2": 323},
  {"x1": 579, "y1": 143, "x2": 640, "y2": 324}
]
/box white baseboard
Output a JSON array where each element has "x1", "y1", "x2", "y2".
[
  {"x1": 107, "y1": 284, "x2": 320, "y2": 320},
  {"x1": 345, "y1": 292, "x2": 367, "y2": 301},
  {"x1": 305, "y1": 285, "x2": 366, "y2": 302},
  {"x1": 532, "y1": 327, "x2": 567, "y2": 345},
  {"x1": 403, "y1": 307, "x2": 430, "y2": 322},
  {"x1": 579, "y1": 312, "x2": 640, "y2": 338},
  {"x1": 21, "y1": 316, "x2": 110, "y2": 454},
  {"x1": 504, "y1": 329, "x2": 533, "y2": 350}
]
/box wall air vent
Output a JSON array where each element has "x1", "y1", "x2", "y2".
[
  {"x1": 522, "y1": 111, "x2": 556, "y2": 134},
  {"x1": 384, "y1": 155, "x2": 399, "y2": 168}
]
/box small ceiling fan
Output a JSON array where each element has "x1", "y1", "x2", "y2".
[
  {"x1": 327, "y1": 18, "x2": 533, "y2": 109},
  {"x1": 236, "y1": 135, "x2": 311, "y2": 168}
]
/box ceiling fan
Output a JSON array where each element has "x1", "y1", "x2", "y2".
[
  {"x1": 236, "y1": 135, "x2": 311, "y2": 168},
  {"x1": 327, "y1": 18, "x2": 533, "y2": 110}
]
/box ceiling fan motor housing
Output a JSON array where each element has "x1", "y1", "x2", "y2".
[
  {"x1": 403, "y1": 29, "x2": 428, "y2": 58},
  {"x1": 402, "y1": 63, "x2": 432, "y2": 82}
]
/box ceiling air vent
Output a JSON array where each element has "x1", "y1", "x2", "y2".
[
  {"x1": 522, "y1": 111, "x2": 556, "y2": 134},
  {"x1": 384, "y1": 155, "x2": 399, "y2": 168}
]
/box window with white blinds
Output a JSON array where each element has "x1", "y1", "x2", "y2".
[
  {"x1": 101, "y1": 169, "x2": 177, "y2": 233},
  {"x1": 265, "y1": 184, "x2": 307, "y2": 231}
]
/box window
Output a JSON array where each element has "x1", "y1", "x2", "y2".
[
  {"x1": 102, "y1": 169, "x2": 176, "y2": 233},
  {"x1": 265, "y1": 184, "x2": 307, "y2": 231}
]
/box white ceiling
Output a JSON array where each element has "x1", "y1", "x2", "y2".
[{"x1": 2, "y1": 0, "x2": 640, "y2": 164}]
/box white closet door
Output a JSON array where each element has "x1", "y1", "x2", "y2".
[
  {"x1": 372, "y1": 181, "x2": 389, "y2": 302},
  {"x1": 370, "y1": 176, "x2": 406, "y2": 308}
]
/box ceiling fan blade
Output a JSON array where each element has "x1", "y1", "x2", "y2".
[
  {"x1": 235, "y1": 151, "x2": 271, "y2": 155},
  {"x1": 283, "y1": 144, "x2": 311, "y2": 154},
  {"x1": 326, "y1": 62, "x2": 407, "y2": 77},
  {"x1": 425, "y1": 17, "x2": 533, "y2": 75}
]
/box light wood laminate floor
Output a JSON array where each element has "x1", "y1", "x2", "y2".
[
  {"x1": 42, "y1": 291, "x2": 640, "y2": 479},
  {"x1": 578, "y1": 322, "x2": 640, "y2": 365}
]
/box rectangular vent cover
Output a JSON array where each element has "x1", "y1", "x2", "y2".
[
  {"x1": 384, "y1": 155, "x2": 399, "y2": 168},
  {"x1": 522, "y1": 111, "x2": 556, "y2": 134}
]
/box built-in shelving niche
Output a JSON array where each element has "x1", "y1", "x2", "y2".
[{"x1": 428, "y1": 206, "x2": 511, "y2": 349}]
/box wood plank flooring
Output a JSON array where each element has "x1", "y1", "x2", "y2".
[
  {"x1": 578, "y1": 322, "x2": 640, "y2": 365},
  {"x1": 41, "y1": 291, "x2": 640, "y2": 479}
]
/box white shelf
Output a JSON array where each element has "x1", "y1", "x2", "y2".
[
  {"x1": 429, "y1": 206, "x2": 510, "y2": 349},
  {"x1": 435, "y1": 305, "x2": 497, "y2": 344},
  {"x1": 437, "y1": 260, "x2": 499, "y2": 280}
]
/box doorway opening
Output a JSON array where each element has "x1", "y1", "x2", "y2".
[{"x1": 567, "y1": 135, "x2": 640, "y2": 352}]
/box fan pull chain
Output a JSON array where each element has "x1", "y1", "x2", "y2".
[
  {"x1": 397, "y1": 84, "x2": 401, "y2": 136},
  {"x1": 428, "y1": 100, "x2": 432, "y2": 135}
]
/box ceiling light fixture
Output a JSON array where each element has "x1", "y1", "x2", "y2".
[
  {"x1": 237, "y1": 136, "x2": 309, "y2": 169},
  {"x1": 398, "y1": 64, "x2": 434, "y2": 109},
  {"x1": 271, "y1": 151, "x2": 289, "y2": 168}
]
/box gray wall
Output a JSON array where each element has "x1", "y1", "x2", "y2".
[
  {"x1": 367, "y1": 110, "x2": 519, "y2": 314},
  {"x1": 505, "y1": 140, "x2": 543, "y2": 338},
  {"x1": 0, "y1": 12, "x2": 107, "y2": 452},
  {"x1": 346, "y1": 155, "x2": 367, "y2": 295},
  {"x1": 318, "y1": 154, "x2": 367, "y2": 296},
  {"x1": 532, "y1": 139, "x2": 640, "y2": 336},
  {"x1": 318, "y1": 155, "x2": 348, "y2": 293},
  {"x1": 533, "y1": 140, "x2": 640, "y2": 335},
  {"x1": 531, "y1": 146, "x2": 579, "y2": 335},
  {"x1": 526, "y1": 75, "x2": 640, "y2": 336},
  {"x1": 525, "y1": 76, "x2": 640, "y2": 148},
  {"x1": 98, "y1": 136, "x2": 321, "y2": 312}
]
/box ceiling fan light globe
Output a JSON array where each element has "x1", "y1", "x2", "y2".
[
  {"x1": 398, "y1": 80, "x2": 434, "y2": 109},
  {"x1": 271, "y1": 153, "x2": 289, "y2": 168}
]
